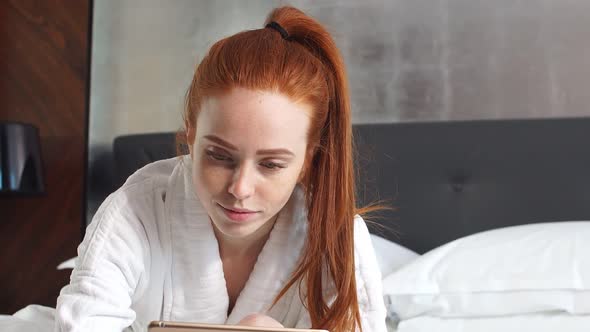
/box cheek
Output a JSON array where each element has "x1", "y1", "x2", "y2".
[
  {"x1": 192, "y1": 157, "x2": 230, "y2": 198},
  {"x1": 259, "y1": 166, "x2": 305, "y2": 206},
  {"x1": 264, "y1": 184, "x2": 295, "y2": 210}
]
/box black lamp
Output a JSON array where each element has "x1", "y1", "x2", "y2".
[{"x1": 0, "y1": 122, "x2": 45, "y2": 196}]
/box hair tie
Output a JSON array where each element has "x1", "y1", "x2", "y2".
[{"x1": 265, "y1": 21, "x2": 291, "y2": 40}]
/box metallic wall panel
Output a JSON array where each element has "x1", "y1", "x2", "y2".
[{"x1": 87, "y1": 0, "x2": 590, "y2": 222}]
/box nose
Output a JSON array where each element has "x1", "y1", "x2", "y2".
[{"x1": 228, "y1": 164, "x2": 255, "y2": 200}]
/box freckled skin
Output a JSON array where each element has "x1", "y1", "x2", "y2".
[{"x1": 189, "y1": 87, "x2": 311, "y2": 242}]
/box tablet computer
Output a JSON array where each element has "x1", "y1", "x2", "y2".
[{"x1": 148, "y1": 321, "x2": 328, "y2": 332}]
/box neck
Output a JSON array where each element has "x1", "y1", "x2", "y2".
[{"x1": 213, "y1": 214, "x2": 279, "y2": 259}]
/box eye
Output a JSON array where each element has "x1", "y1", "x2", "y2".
[
  {"x1": 260, "y1": 161, "x2": 285, "y2": 170},
  {"x1": 206, "y1": 150, "x2": 232, "y2": 162}
]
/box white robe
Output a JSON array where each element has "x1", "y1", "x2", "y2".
[{"x1": 51, "y1": 156, "x2": 386, "y2": 332}]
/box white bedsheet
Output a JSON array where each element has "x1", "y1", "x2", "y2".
[
  {"x1": 0, "y1": 305, "x2": 138, "y2": 332},
  {"x1": 0, "y1": 305, "x2": 56, "y2": 332},
  {"x1": 397, "y1": 313, "x2": 590, "y2": 332}
]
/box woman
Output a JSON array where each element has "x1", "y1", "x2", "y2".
[{"x1": 55, "y1": 6, "x2": 386, "y2": 332}]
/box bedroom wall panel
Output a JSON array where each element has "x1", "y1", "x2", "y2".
[{"x1": 0, "y1": 0, "x2": 90, "y2": 314}]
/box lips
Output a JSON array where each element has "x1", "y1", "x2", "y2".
[
  {"x1": 217, "y1": 203, "x2": 259, "y2": 222},
  {"x1": 224, "y1": 206, "x2": 256, "y2": 213}
]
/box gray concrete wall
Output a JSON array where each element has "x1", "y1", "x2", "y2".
[{"x1": 90, "y1": 1, "x2": 590, "y2": 152}]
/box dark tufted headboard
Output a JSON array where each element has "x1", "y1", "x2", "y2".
[{"x1": 103, "y1": 117, "x2": 590, "y2": 254}]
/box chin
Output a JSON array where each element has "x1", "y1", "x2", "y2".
[
  {"x1": 222, "y1": 211, "x2": 281, "y2": 240},
  {"x1": 215, "y1": 221, "x2": 261, "y2": 239},
  {"x1": 212, "y1": 212, "x2": 263, "y2": 237}
]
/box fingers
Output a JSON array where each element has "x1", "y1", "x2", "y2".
[{"x1": 238, "y1": 313, "x2": 284, "y2": 328}]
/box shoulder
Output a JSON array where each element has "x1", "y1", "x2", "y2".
[
  {"x1": 352, "y1": 214, "x2": 379, "y2": 266},
  {"x1": 107, "y1": 156, "x2": 182, "y2": 210},
  {"x1": 352, "y1": 215, "x2": 376, "y2": 262},
  {"x1": 121, "y1": 156, "x2": 181, "y2": 190},
  {"x1": 352, "y1": 215, "x2": 387, "y2": 321},
  {"x1": 84, "y1": 156, "x2": 182, "y2": 253},
  {"x1": 352, "y1": 215, "x2": 381, "y2": 279},
  {"x1": 353, "y1": 215, "x2": 371, "y2": 242}
]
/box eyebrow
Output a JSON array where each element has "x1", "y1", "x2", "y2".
[{"x1": 203, "y1": 135, "x2": 295, "y2": 157}]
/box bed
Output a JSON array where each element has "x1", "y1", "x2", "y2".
[
  {"x1": 352, "y1": 116, "x2": 590, "y2": 252},
  {"x1": 354, "y1": 116, "x2": 590, "y2": 331},
  {"x1": 3, "y1": 117, "x2": 589, "y2": 331}
]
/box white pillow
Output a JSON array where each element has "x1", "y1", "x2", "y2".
[
  {"x1": 369, "y1": 234, "x2": 420, "y2": 277},
  {"x1": 397, "y1": 313, "x2": 590, "y2": 332},
  {"x1": 368, "y1": 234, "x2": 420, "y2": 330},
  {"x1": 383, "y1": 221, "x2": 590, "y2": 319},
  {"x1": 56, "y1": 257, "x2": 76, "y2": 270}
]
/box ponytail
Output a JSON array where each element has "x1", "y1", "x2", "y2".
[{"x1": 265, "y1": 7, "x2": 361, "y2": 332}]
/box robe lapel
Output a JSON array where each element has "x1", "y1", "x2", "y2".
[{"x1": 164, "y1": 156, "x2": 229, "y2": 323}]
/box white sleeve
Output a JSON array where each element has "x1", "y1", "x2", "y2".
[
  {"x1": 54, "y1": 188, "x2": 151, "y2": 332},
  {"x1": 354, "y1": 215, "x2": 387, "y2": 332}
]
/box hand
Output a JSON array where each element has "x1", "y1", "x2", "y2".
[{"x1": 238, "y1": 313, "x2": 284, "y2": 328}]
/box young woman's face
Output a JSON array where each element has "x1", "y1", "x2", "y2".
[{"x1": 190, "y1": 87, "x2": 311, "y2": 240}]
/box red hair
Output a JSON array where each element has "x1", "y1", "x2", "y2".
[{"x1": 180, "y1": 6, "x2": 376, "y2": 332}]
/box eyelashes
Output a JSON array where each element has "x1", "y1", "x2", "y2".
[
  {"x1": 205, "y1": 150, "x2": 286, "y2": 170},
  {"x1": 259, "y1": 161, "x2": 285, "y2": 170},
  {"x1": 206, "y1": 150, "x2": 231, "y2": 162}
]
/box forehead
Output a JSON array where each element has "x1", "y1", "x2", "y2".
[{"x1": 197, "y1": 88, "x2": 311, "y2": 149}]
